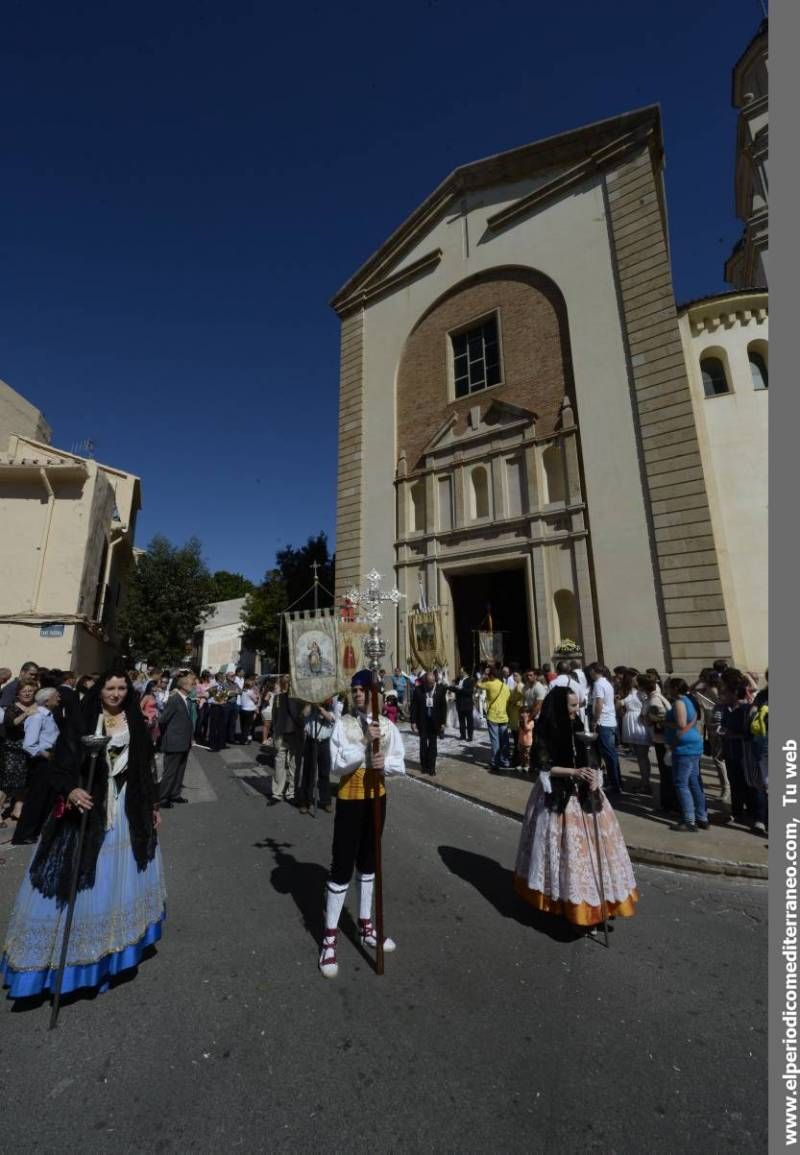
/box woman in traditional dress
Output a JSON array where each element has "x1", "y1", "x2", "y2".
[
  {"x1": 513, "y1": 686, "x2": 638, "y2": 933},
  {"x1": 1, "y1": 668, "x2": 166, "y2": 1000}
]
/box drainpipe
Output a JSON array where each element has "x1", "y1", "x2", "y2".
[{"x1": 32, "y1": 467, "x2": 55, "y2": 612}]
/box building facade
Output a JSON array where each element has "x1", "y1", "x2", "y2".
[
  {"x1": 725, "y1": 19, "x2": 768, "y2": 290},
  {"x1": 332, "y1": 106, "x2": 734, "y2": 676},
  {"x1": 0, "y1": 378, "x2": 52, "y2": 448},
  {"x1": 677, "y1": 290, "x2": 768, "y2": 674},
  {"x1": 192, "y1": 597, "x2": 255, "y2": 675},
  {"x1": 0, "y1": 432, "x2": 141, "y2": 673}
]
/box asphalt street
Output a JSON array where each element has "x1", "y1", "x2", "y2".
[{"x1": 0, "y1": 746, "x2": 767, "y2": 1153}]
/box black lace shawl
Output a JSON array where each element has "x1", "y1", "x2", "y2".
[
  {"x1": 29, "y1": 691, "x2": 158, "y2": 903},
  {"x1": 530, "y1": 686, "x2": 593, "y2": 814}
]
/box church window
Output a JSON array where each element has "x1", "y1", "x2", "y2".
[
  {"x1": 470, "y1": 466, "x2": 490, "y2": 520},
  {"x1": 451, "y1": 314, "x2": 502, "y2": 399},
  {"x1": 700, "y1": 355, "x2": 730, "y2": 397},
  {"x1": 748, "y1": 342, "x2": 768, "y2": 390}
]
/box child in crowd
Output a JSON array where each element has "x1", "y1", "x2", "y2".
[
  {"x1": 517, "y1": 707, "x2": 534, "y2": 769},
  {"x1": 382, "y1": 693, "x2": 399, "y2": 725}
]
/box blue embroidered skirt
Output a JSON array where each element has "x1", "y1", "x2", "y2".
[{"x1": 1, "y1": 785, "x2": 166, "y2": 998}]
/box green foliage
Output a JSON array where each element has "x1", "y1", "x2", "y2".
[
  {"x1": 241, "y1": 532, "x2": 335, "y2": 671},
  {"x1": 209, "y1": 569, "x2": 255, "y2": 602},
  {"x1": 275, "y1": 532, "x2": 335, "y2": 611},
  {"x1": 118, "y1": 535, "x2": 214, "y2": 666}
]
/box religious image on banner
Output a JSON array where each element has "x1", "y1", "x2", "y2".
[
  {"x1": 286, "y1": 610, "x2": 340, "y2": 704},
  {"x1": 477, "y1": 630, "x2": 504, "y2": 665},
  {"x1": 408, "y1": 609, "x2": 445, "y2": 669},
  {"x1": 338, "y1": 620, "x2": 370, "y2": 683}
]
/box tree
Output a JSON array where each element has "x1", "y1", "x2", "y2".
[
  {"x1": 118, "y1": 535, "x2": 214, "y2": 666},
  {"x1": 275, "y1": 532, "x2": 335, "y2": 612},
  {"x1": 209, "y1": 570, "x2": 255, "y2": 602},
  {"x1": 241, "y1": 532, "x2": 335, "y2": 672},
  {"x1": 240, "y1": 569, "x2": 287, "y2": 669}
]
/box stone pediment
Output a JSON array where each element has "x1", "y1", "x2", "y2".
[
  {"x1": 331, "y1": 106, "x2": 661, "y2": 316},
  {"x1": 421, "y1": 401, "x2": 537, "y2": 456}
]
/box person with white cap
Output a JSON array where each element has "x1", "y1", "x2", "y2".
[{"x1": 319, "y1": 670, "x2": 405, "y2": 978}]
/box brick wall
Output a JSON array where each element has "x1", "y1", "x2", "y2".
[
  {"x1": 396, "y1": 270, "x2": 572, "y2": 472},
  {"x1": 605, "y1": 150, "x2": 732, "y2": 673}
]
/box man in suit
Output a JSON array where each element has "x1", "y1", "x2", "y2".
[
  {"x1": 51, "y1": 669, "x2": 83, "y2": 734},
  {"x1": 158, "y1": 671, "x2": 196, "y2": 808},
  {"x1": 449, "y1": 667, "x2": 475, "y2": 741},
  {"x1": 410, "y1": 670, "x2": 448, "y2": 776}
]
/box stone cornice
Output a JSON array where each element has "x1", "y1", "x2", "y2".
[
  {"x1": 485, "y1": 127, "x2": 656, "y2": 234},
  {"x1": 679, "y1": 289, "x2": 768, "y2": 335},
  {"x1": 395, "y1": 425, "x2": 576, "y2": 480},
  {"x1": 330, "y1": 105, "x2": 662, "y2": 315},
  {"x1": 332, "y1": 248, "x2": 443, "y2": 318},
  {"x1": 395, "y1": 511, "x2": 589, "y2": 559}
]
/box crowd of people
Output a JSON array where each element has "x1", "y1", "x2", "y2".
[
  {"x1": 382, "y1": 656, "x2": 768, "y2": 839},
  {"x1": 0, "y1": 646, "x2": 767, "y2": 1000},
  {"x1": 0, "y1": 654, "x2": 769, "y2": 848}
]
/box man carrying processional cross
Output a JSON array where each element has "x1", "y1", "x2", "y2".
[{"x1": 319, "y1": 571, "x2": 406, "y2": 979}]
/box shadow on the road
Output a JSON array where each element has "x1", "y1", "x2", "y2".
[
  {"x1": 8, "y1": 946, "x2": 157, "y2": 1014},
  {"x1": 242, "y1": 774, "x2": 274, "y2": 800},
  {"x1": 437, "y1": 845, "x2": 582, "y2": 944},
  {"x1": 253, "y1": 837, "x2": 372, "y2": 967}
]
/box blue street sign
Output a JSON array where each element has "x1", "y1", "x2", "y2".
[{"x1": 40, "y1": 623, "x2": 65, "y2": 638}]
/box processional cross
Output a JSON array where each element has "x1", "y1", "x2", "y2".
[
  {"x1": 341, "y1": 569, "x2": 404, "y2": 977},
  {"x1": 343, "y1": 569, "x2": 404, "y2": 672}
]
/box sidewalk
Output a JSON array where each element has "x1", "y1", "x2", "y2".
[{"x1": 397, "y1": 725, "x2": 768, "y2": 880}]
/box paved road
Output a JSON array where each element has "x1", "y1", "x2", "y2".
[{"x1": 0, "y1": 747, "x2": 767, "y2": 1152}]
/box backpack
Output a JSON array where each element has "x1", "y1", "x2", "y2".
[{"x1": 751, "y1": 703, "x2": 769, "y2": 739}]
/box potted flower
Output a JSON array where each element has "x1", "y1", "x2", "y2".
[{"x1": 552, "y1": 638, "x2": 582, "y2": 663}]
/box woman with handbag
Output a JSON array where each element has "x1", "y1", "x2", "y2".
[{"x1": 663, "y1": 678, "x2": 708, "y2": 833}]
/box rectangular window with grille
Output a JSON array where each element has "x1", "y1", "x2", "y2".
[{"x1": 451, "y1": 315, "x2": 502, "y2": 398}]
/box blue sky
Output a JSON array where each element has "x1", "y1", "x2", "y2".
[{"x1": 0, "y1": 0, "x2": 762, "y2": 582}]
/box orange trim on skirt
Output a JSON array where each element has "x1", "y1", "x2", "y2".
[{"x1": 513, "y1": 875, "x2": 639, "y2": 926}]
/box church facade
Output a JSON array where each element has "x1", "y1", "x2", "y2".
[{"x1": 332, "y1": 45, "x2": 767, "y2": 679}]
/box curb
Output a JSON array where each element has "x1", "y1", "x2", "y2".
[
  {"x1": 624, "y1": 844, "x2": 768, "y2": 880},
  {"x1": 404, "y1": 767, "x2": 768, "y2": 882}
]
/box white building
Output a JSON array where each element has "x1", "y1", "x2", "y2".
[
  {"x1": 192, "y1": 598, "x2": 255, "y2": 674},
  {"x1": 677, "y1": 290, "x2": 768, "y2": 674},
  {"x1": 0, "y1": 389, "x2": 140, "y2": 674}
]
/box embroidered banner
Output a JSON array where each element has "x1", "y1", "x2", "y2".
[
  {"x1": 337, "y1": 620, "x2": 371, "y2": 684},
  {"x1": 285, "y1": 609, "x2": 340, "y2": 704},
  {"x1": 408, "y1": 609, "x2": 446, "y2": 670},
  {"x1": 477, "y1": 630, "x2": 504, "y2": 665}
]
